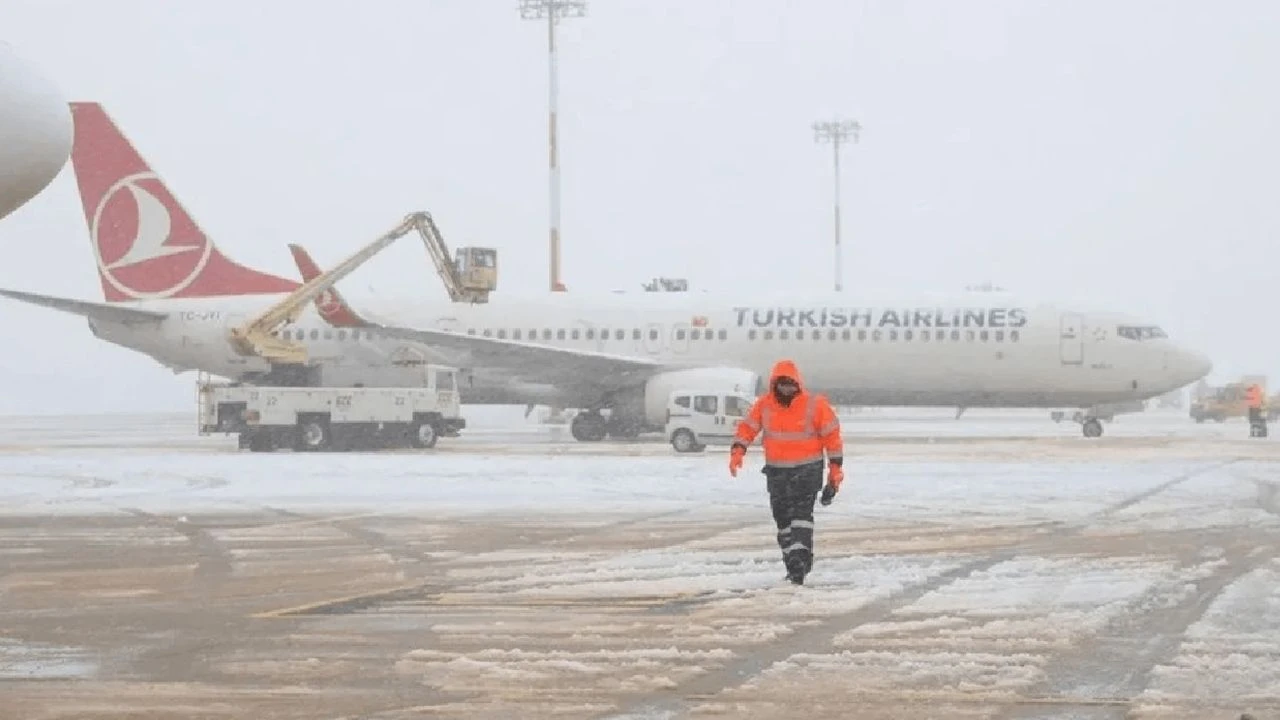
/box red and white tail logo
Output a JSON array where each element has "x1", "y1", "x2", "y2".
[
  {"x1": 287, "y1": 243, "x2": 369, "y2": 327},
  {"x1": 68, "y1": 102, "x2": 299, "y2": 303}
]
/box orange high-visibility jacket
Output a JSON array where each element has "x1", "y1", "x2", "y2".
[
  {"x1": 1246, "y1": 384, "x2": 1264, "y2": 409},
  {"x1": 733, "y1": 359, "x2": 843, "y2": 468}
]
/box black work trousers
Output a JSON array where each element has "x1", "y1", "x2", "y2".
[{"x1": 765, "y1": 461, "x2": 825, "y2": 576}]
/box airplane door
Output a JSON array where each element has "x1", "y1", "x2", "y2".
[
  {"x1": 670, "y1": 323, "x2": 691, "y2": 354},
  {"x1": 1059, "y1": 312, "x2": 1084, "y2": 365}
]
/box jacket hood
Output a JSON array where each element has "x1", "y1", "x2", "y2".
[{"x1": 768, "y1": 359, "x2": 803, "y2": 389}]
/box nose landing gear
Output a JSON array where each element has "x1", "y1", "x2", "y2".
[{"x1": 1065, "y1": 409, "x2": 1106, "y2": 438}]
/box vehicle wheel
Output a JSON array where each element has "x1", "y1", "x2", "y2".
[
  {"x1": 411, "y1": 420, "x2": 438, "y2": 449},
  {"x1": 670, "y1": 429, "x2": 698, "y2": 453},
  {"x1": 296, "y1": 419, "x2": 330, "y2": 451},
  {"x1": 1081, "y1": 418, "x2": 1103, "y2": 438}
]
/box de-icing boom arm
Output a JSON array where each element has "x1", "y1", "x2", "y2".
[{"x1": 228, "y1": 213, "x2": 434, "y2": 365}]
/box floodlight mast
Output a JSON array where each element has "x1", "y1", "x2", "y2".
[
  {"x1": 812, "y1": 118, "x2": 861, "y2": 292},
  {"x1": 519, "y1": 0, "x2": 586, "y2": 292}
]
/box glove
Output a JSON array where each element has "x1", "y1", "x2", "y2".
[
  {"x1": 729, "y1": 444, "x2": 745, "y2": 477},
  {"x1": 820, "y1": 462, "x2": 844, "y2": 506},
  {"x1": 820, "y1": 484, "x2": 837, "y2": 506}
]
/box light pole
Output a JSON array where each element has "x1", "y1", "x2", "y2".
[
  {"x1": 519, "y1": 0, "x2": 586, "y2": 292},
  {"x1": 812, "y1": 118, "x2": 861, "y2": 292}
]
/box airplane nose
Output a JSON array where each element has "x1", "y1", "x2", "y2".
[{"x1": 1179, "y1": 349, "x2": 1212, "y2": 384}]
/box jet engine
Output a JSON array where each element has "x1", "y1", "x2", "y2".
[{"x1": 0, "y1": 42, "x2": 71, "y2": 221}]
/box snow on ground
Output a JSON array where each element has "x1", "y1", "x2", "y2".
[
  {"x1": 1140, "y1": 560, "x2": 1280, "y2": 705},
  {"x1": 0, "y1": 448, "x2": 1254, "y2": 527},
  {"x1": 2, "y1": 411, "x2": 1280, "y2": 717},
  {"x1": 0, "y1": 638, "x2": 98, "y2": 680},
  {"x1": 1096, "y1": 461, "x2": 1280, "y2": 533},
  {"x1": 719, "y1": 557, "x2": 1196, "y2": 703}
]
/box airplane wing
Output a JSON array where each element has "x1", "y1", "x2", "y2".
[
  {"x1": 0, "y1": 288, "x2": 167, "y2": 325},
  {"x1": 372, "y1": 324, "x2": 677, "y2": 390}
]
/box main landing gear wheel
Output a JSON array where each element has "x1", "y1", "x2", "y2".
[
  {"x1": 606, "y1": 415, "x2": 643, "y2": 440},
  {"x1": 1081, "y1": 418, "x2": 1103, "y2": 438},
  {"x1": 571, "y1": 411, "x2": 608, "y2": 442}
]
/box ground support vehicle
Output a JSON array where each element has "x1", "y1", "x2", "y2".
[
  {"x1": 665, "y1": 389, "x2": 755, "y2": 453},
  {"x1": 198, "y1": 370, "x2": 464, "y2": 452}
]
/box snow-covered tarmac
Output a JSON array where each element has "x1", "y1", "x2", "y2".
[{"x1": 1, "y1": 409, "x2": 1278, "y2": 719}]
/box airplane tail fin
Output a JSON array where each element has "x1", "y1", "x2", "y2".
[
  {"x1": 287, "y1": 243, "x2": 370, "y2": 327},
  {"x1": 67, "y1": 102, "x2": 299, "y2": 303}
]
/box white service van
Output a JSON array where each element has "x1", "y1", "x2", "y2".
[{"x1": 665, "y1": 389, "x2": 755, "y2": 453}]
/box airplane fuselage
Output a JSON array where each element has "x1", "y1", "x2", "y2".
[
  {"x1": 87, "y1": 293, "x2": 1209, "y2": 412},
  {"x1": 3, "y1": 101, "x2": 1212, "y2": 441}
]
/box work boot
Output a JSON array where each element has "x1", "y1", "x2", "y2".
[{"x1": 785, "y1": 556, "x2": 806, "y2": 585}]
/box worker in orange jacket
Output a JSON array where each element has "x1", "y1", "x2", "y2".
[
  {"x1": 1246, "y1": 383, "x2": 1265, "y2": 431},
  {"x1": 729, "y1": 358, "x2": 844, "y2": 585}
]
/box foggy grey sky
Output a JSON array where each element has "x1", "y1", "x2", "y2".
[{"x1": 1, "y1": 0, "x2": 1277, "y2": 415}]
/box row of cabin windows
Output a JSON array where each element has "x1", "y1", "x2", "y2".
[
  {"x1": 746, "y1": 328, "x2": 1021, "y2": 343},
  {"x1": 274, "y1": 326, "x2": 1020, "y2": 345},
  {"x1": 272, "y1": 327, "x2": 733, "y2": 343},
  {"x1": 467, "y1": 327, "x2": 731, "y2": 342},
  {"x1": 275, "y1": 328, "x2": 378, "y2": 342}
]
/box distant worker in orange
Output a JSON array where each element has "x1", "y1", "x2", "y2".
[
  {"x1": 729, "y1": 358, "x2": 844, "y2": 585},
  {"x1": 1246, "y1": 383, "x2": 1266, "y2": 435}
]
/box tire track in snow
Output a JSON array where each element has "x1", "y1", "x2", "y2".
[
  {"x1": 114, "y1": 507, "x2": 239, "y2": 682},
  {"x1": 999, "y1": 543, "x2": 1276, "y2": 720},
  {"x1": 600, "y1": 459, "x2": 1240, "y2": 720},
  {"x1": 117, "y1": 508, "x2": 232, "y2": 588},
  {"x1": 258, "y1": 505, "x2": 707, "y2": 568},
  {"x1": 249, "y1": 505, "x2": 732, "y2": 615},
  {"x1": 988, "y1": 466, "x2": 1280, "y2": 719}
]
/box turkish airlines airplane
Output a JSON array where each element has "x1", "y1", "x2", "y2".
[
  {"x1": 0, "y1": 103, "x2": 1212, "y2": 440},
  {"x1": 0, "y1": 41, "x2": 72, "y2": 221}
]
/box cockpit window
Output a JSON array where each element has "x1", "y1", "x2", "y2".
[{"x1": 1117, "y1": 325, "x2": 1167, "y2": 340}]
